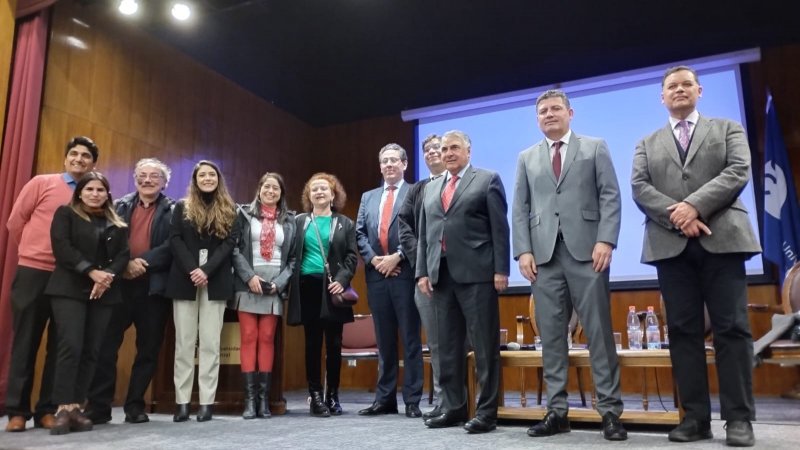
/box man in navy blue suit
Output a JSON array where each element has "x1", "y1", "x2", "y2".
[{"x1": 356, "y1": 143, "x2": 423, "y2": 418}]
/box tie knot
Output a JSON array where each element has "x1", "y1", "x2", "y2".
[
  {"x1": 553, "y1": 141, "x2": 563, "y2": 151},
  {"x1": 386, "y1": 185, "x2": 397, "y2": 191},
  {"x1": 678, "y1": 120, "x2": 689, "y2": 130},
  {"x1": 448, "y1": 175, "x2": 459, "y2": 185}
]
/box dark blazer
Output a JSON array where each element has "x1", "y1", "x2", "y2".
[
  {"x1": 165, "y1": 200, "x2": 238, "y2": 301},
  {"x1": 232, "y1": 203, "x2": 296, "y2": 298},
  {"x1": 45, "y1": 205, "x2": 130, "y2": 304},
  {"x1": 356, "y1": 182, "x2": 414, "y2": 282},
  {"x1": 398, "y1": 178, "x2": 433, "y2": 270},
  {"x1": 416, "y1": 165, "x2": 510, "y2": 285},
  {"x1": 115, "y1": 192, "x2": 175, "y2": 296},
  {"x1": 287, "y1": 212, "x2": 358, "y2": 325}
]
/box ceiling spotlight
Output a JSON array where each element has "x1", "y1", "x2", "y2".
[
  {"x1": 118, "y1": 0, "x2": 138, "y2": 16},
  {"x1": 171, "y1": 3, "x2": 191, "y2": 21}
]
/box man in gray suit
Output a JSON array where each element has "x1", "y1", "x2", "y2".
[
  {"x1": 356, "y1": 143, "x2": 423, "y2": 418},
  {"x1": 632, "y1": 66, "x2": 761, "y2": 447},
  {"x1": 512, "y1": 89, "x2": 626, "y2": 440},
  {"x1": 417, "y1": 130, "x2": 509, "y2": 434}
]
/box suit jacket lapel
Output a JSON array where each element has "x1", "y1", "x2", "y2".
[
  {"x1": 390, "y1": 183, "x2": 408, "y2": 224},
  {"x1": 684, "y1": 116, "x2": 710, "y2": 166},
  {"x1": 558, "y1": 136, "x2": 580, "y2": 186},
  {"x1": 448, "y1": 167, "x2": 476, "y2": 212},
  {"x1": 657, "y1": 123, "x2": 683, "y2": 168},
  {"x1": 538, "y1": 140, "x2": 557, "y2": 185}
]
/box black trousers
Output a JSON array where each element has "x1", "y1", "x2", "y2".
[
  {"x1": 50, "y1": 297, "x2": 113, "y2": 405},
  {"x1": 299, "y1": 274, "x2": 343, "y2": 393},
  {"x1": 433, "y1": 258, "x2": 500, "y2": 420},
  {"x1": 656, "y1": 239, "x2": 755, "y2": 422},
  {"x1": 88, "y1": 278, "x2": 170, "y2": 414},
  {"x1": 5, "y1": 266, "x2": 56, "y2": 419}
]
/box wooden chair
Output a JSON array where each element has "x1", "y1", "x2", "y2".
[
  {"x1": 519, "y1": 294, "x2": 587, "y2": 407},
  {"x1": 761, "y1": 263, "x2": 800, "y2": 399}
]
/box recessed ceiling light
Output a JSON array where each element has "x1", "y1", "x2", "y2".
[
  {"x1": 118, "y1": 0, "x2": 138, "y2": 16},
  {"x1": 171, "y1": 3, "x2": 191, "y2": 21}
]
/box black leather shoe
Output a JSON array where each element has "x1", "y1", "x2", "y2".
[
  {"x1": 725, "y1": 420, "x2": 755, "y2": 447},
  {"x1": 668, "y1": 418, "x2": 712, "y2": 442},
  {"x1": 173, "y1": 404, "x2": 190, "y2": 422},
  {"x1": 424, "y1": 411, "x2": 467, "y2": 428},
  {"x1": 325, "y1": 390, "x2": 342, "y2": 416},
  {"x1": 310, "y1": 391, "x2": 330, "y2": 417},
  {"x1": 405, "y1": 403, "x2": 422, "y2": 418},
  {"x1": 197, "y1": 405, "x2": 213, "y2": 422},
  {"x1": 464, "y1": 416, "x2": 497, "y2": 433},
  {"x1": 601, "y1": 412, "x2": 627, "y2": 441},
  {"x1": 422, "y1": 405, "x2": 443, "y2": 420},
  {"x1": 83, "y1": 407, "x2": 111, "y2": 425},
  {"x1": 124, "y1": 411, "x2": 149, "y2": 424},
  {"x1": 527, "y1": 410, "x2": 570, "y2": 437},
  {"x1": 358, "y1": 402, "x2": 398, "y2": 416}
]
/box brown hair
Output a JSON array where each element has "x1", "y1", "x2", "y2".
[
  {"x1": 662, "y1": 65, "x2": 699, "y2": 86},
  {"x1": 300, "y1": 172, "x2": 347, "y2": 213},
  {"x1": 183, "y1": 160, "x2": 237, "y2": 238}
]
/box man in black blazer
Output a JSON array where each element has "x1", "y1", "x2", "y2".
[
  {"x1": 86, "y1": 158, "x2": 175, "y2": 425},
  {"x1": 398, "y1": 134, "x2": 446, "y2": 419},
  {"x1": 416, "y1": 130, "x2": 510, "y2": 433},
  {"x1": 356, "y1": 144, "x2": 423, "y2": 418}
]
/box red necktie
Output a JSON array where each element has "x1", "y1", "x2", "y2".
[
  {"x1": 379, "y1": 185, "x2": 396, "y2": 254},
  {"x1": 441, "y1": 175, "x2": 459, "y2": 212},
  {"x1": 552, "y1": 141, "x2": 563, "y2": 180}
]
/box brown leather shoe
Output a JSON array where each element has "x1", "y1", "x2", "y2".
[
  {"x1": 35, "y1": 413, "x2": 56, "y2": 430},
  {"x1": 5, "y1": 416, "x2": 26, "y2": 432},
  {"x1": 50, "y1": 411, "x2": 71, "y2": 435},
  {"x1": 69, "y1": 410, "x2": 93, "y2": 432}
]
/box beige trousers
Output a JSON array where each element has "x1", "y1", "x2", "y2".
[{"x1": 173, "y1": 285, "x2": 226, "y2": 405}]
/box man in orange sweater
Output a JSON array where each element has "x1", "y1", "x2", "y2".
[{"x1": 4, "y1": 136, "x2": 98, "y2": 432}]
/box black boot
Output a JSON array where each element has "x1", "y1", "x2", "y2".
[
  {"x1": 325, "y1": 389, "x2": 342, "y2": 416},
  {"x1": 309, "y1": 391, "x2": 330, "y2": 417},
  {"x1": 256, "y1": 372, "x2": 271, "y2": 418},
  {"x1": 197, "y1": 404, "x2": 213, "y2": 422},
  {"x1": 242, "y1": 372, "x2": 257, "y2": 419}
]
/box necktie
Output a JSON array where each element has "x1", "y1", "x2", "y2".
[
  {"x1": 379, "y1": 185, "x2": 396, "y2": 254},
  {"x1": 441, "y1": 175, "x2": 459, "y2": 213},
  {"x1": 552, "y1": 141, "x2": 563, "y2": 180},
  {"x1": 677, "y1": 120, "x2": 690, "y2": 152}
]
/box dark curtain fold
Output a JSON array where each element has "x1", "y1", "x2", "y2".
[{"x1": 0, "y1": 8, "x2": 50, "y2": 415}]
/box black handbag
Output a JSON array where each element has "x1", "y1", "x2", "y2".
[{"x1": 309, "y1": 215, "x2": 358, "y2": 308}]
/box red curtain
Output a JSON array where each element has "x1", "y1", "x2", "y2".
[{"x1": 0, "y1": 8, "x2": 51, "y2": 414}]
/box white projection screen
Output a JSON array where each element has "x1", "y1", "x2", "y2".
[{"x1": 403, "y1": 49, "x2": 764, "y2": 290}]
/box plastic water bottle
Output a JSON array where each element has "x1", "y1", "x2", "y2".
[
  {"x1": 645, "y1": 306, "x2": 661, "y2": 350},
  {"x1": 627, "y1": 306, "x2": 642, "y2": 350}
]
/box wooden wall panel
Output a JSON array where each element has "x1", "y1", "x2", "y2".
[
  {"x1": 0, "y1": 0, "x2": 16, "y2": 148},
  {"x1": 26, "y1": 0, "x2": 799, "y2": 405}
]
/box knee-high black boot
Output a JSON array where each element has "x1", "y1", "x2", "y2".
[
  {"x1": 256, "y1": 372, "x2": 271, "y2": 418},
  {"x1": 242, "y1": 372, "x2": 257, "y2": 419}
]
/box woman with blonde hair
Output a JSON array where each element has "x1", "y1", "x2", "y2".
[
  {"x1": 166, "y1": 160, "x2": 238, "y2": 423},
  {"x1": 288, "y1": 172, "x2": 358, "y2": 417},
  {"x1": 231, "y1": 172, "x2": 295, "y2": 419},
  {"x1": 46, "y1": 172, "x2": 129, "y2": 435}
]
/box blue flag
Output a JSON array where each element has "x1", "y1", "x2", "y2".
[{"x1": 763, "y1": 94, "x2": 800, "y2": 283}]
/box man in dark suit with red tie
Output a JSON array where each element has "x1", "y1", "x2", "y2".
[
  {"x1": 356, "y1": 143, "x2": 423, "y2": 418},
  {"x1": 416, "y1": 130, "x2": 509, "y2": 433}
]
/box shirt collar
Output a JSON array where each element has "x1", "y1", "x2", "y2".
[
  {"x1": 446, "y1": 164, "x2": 470, "y2": 182},
  {"x1": 383, "y1": 179, "x2": 405, "y2": 191},
  {"x1": 62, "y1": 172, "x2": 77, "y2": 190},
  {"x1": 545, "y1": 129, "x2": 572, "y2": 149},
  {"x1": 669, "y1": 110, "x2": 700, "y2": 129}
]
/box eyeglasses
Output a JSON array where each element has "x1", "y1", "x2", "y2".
[
  {"x1": 423, "y1": 144, "x2": 441, "y2": 153},
  {"x1": 136, "y1": 173, "x2": 163, "y2": 181}
]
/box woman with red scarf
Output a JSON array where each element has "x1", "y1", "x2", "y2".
[{"x1": 231, "y1": 173, "x2": 295, "y2": 419}]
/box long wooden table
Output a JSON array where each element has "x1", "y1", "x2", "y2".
[{"x1": 467, "y1": 348, "x2": 715, "y2": 425}]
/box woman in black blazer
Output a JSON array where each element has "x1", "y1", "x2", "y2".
[
  {"x1": 287, "y1": 172, "x2": 357, "y2": 417},
  {"x1": 165, "y1": 160, "x2": 238, "y2": 423},
  {"x1": 45, "y1": 172, "x2": 129, "y2": 435},
  {"x1": 230, "y1": 172, "x2": 296, "y2": 419}
]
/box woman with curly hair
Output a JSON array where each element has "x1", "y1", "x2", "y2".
[
  {"x1": 166, "y1": 160, "x2": 238, "y2": 423},
  {"x1": 288, "y1": 173, "x2": 358, "y2": 417}
]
